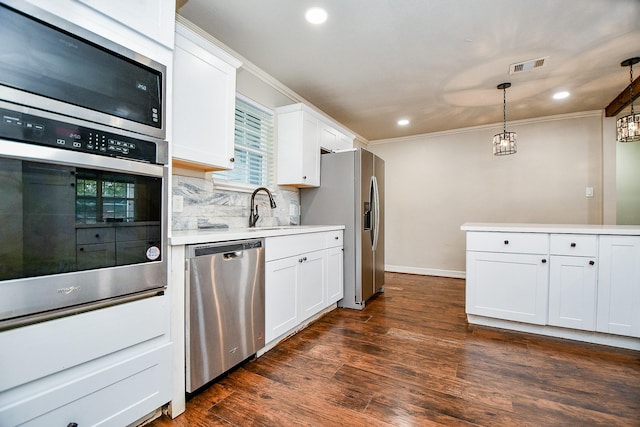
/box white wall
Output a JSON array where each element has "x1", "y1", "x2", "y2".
[{"x1": 367, "y1": 111, "x2": 604, "y2": 277}]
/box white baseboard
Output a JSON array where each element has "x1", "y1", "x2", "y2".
[
  {"x1": 385, "y1": 265, "x2": 466, "y2": 279},
  {"x1": 467, "y1": 314, "x2": 640, "y2": 351}
]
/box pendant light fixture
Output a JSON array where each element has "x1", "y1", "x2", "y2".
[
  {"x1": 616, "y1": 57, "x2": 640, "y2": 143},
  {"x1": 493, "y1": 82, "x2": 517, "y2": 155}
]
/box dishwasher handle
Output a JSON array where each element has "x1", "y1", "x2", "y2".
[{"x1": 223, "y1": 251, "x2": 243, "y2": 260}]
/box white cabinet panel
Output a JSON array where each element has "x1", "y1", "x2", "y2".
[
  {"x1": 75, "y1": 0, "x2": 175, "y2": 48},
  {"x1": 172, "y1": 23, "x2": 240, "y2": 171},
  {"x1": 466, "y1": 251, "x2": 549, "y2": 324},
  {"x1": 597, "y1": 236, "x2": 640, "y2": 338},
  {"x1": 276, "y1": 104, "x2": 354, "y2": 187},
  {"x1": 276, "y1": 109, "x2": 320, "y2": 187},
  {"x1": 298, "y1": 250, "x2": 326, "y2": 319},
  {"x1": 548, "y1": 255, "x2": 597, "y2": 330},
  {"x1": 265, "y1": 257, "x2": 299, "y2": 343},
  {"x1": 327, "y1": 246, "x2": 344, "y2": 304}
]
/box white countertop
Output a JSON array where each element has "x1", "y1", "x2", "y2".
[
  {"x1": 460, "y1": 222, "x2": 640, "y2": 236},
  {"x1": 170, "y1": 225, "x2": 345, "y2": 246}
]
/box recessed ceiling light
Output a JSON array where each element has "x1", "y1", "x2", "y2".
[
  {"x1": 553, "y1": 91, "x2": 570, "y2": 100},
  {"x1": 305, "y1": 7, "x2": 327, "y2": 24},
  {"x1": 397, "y1": 119, "x2": 410, "y2": 126}
]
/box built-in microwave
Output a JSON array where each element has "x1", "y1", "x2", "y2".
[
  {"x1": 0, "y1": 0, "x2": 166, "y2": 140},
  {"x1": 0, "y1": 1, "x2": 168, "y2": 330}
]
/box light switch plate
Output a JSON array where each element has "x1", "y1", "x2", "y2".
[{"x1": 585, "y1": 187, "x2": 593, "y2": 198}]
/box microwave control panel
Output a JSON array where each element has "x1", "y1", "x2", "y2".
[{"x1": 0, "y1": 107, "x2": 159, "y2": 164}]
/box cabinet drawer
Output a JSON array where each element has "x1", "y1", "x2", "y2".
[
  {"x1": 550, "y1": 234, "x2": 597, "y2": 257},
  {"x1": 466, "y1": 232, "x2": 549, "y2": 254},
  {"x1": 0, "y1": 343, "x2": 171, "y2": 427},
  {"x1": 266, "y1": 232, "x2": 326, "y2": 261},
  {"x1": 76, "y1": 227, "x2": 115, "y2": 244},
  {"x1": 325, "y1": 230, "x2": 343, "y2": 248}
]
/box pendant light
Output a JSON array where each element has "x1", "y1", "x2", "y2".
[
  {"x1": 493, "y1": 82, "x2": 517, "y2": 155},
  {"x1": 616, "y1": 57, "x2": 640, "y2": 143}
]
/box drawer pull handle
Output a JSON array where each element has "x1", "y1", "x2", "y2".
[
  {"x1": 504, "y1": 240, "x2": 509, "y2": 245},
  {"x1": 570, "y1": 242, "x2": 576, "y2": 247},
  {"x1": 541, "y1": 259, "x2": 547, "y2": 264},
  {"x1": 95, "y1": 233, "x2": 100, "y2": 239},
  {"x1": 68, "y1": 423, "x2": 79, "y2": 427},
  {"x1": 335, "y1": 236, "x2": 339, "y2": 240},
  {"x1": 589, "y1": 260, "x2": 595, "y2": 266}
]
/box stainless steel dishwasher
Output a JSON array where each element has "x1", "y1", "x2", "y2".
[{"x1": 185, "y1": 239, "x2": 265, "y2": 392}]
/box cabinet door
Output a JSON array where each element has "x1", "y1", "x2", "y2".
[
  {"x1": 299, "y1": 114, "x2": 320, "y2": 186},
  {"x1": 298, "y1": 250, "x2": 326, "y2": 319},
  {"x1": 265, "y1": 257, "x2": 299, "y2": 343},
  {"x1": 466, "y1": 251, "x2": 549, "y2": 324},
  {"x1": 173, "y1": 28, "x2": 237, "y2": 170},
  {"x1": 597, "y1": 236, "x2": 640, "y2": 338},
  {"x1": 548, "y1": 256, "x2": 597, "y2": 330},
  {"x1": 276, "y1": 110, "x2": 320, "y2": 187},
  {"x1": 327, "y1": 246, "x2": 344, "y2": 304}
]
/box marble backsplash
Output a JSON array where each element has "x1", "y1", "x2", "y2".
[{"x1": 172, "y1": 174, "x2": 300, "y2": 231}]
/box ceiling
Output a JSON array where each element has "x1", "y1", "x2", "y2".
[{"x1": 177, "y1": 0, "x2": 640, "y2": 142}]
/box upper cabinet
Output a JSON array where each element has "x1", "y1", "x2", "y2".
[
  {"x1": 276, "y1": 103, "x2": 354, "y2": 187},
  {"x1": 172, "y1": 21, "x2": 242, "y2": 171},
  {"x1": 74, "y1": 0, "x2": 175, "y2": 48},
  {"x1": 21, "y1": 0, "x2": 174, "y2": 62}
]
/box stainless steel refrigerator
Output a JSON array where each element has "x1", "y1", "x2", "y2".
[{"x1": 300, "y1": 148, "x2": 384, "y2": 310}]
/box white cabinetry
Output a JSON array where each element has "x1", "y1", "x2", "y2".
[
  {"x1": 548, "y1": 234, "x2": 597, "y2": 331},
  {"x1": 173, "y1": 21, "x2": 241, "y2": 171},
  {"x1": 462, "y1": 224, "x2": 640, "y2": 349},
  {"x1": 74, "y1": 0, "x2": 175, "y2": 48},
  {"x1": 0, "y1": 297, "x2": 171, "y2": 426},
  {"x1": 298, "y1": 250, "x2": 326, "y2": 320},
  {"x1": 327, "y1": 232, "x2": 344, "y2": 304},
  {"x1": 597, "y1": 236, "x2": 640, "y2": 338},
  {"x1": 276, "y1": 104, "x2": 354, "y2": 187},
  {"x1": 466, "y1": 232, "x2": 549, "y2": 325},
  {"x1": 265, "y1": 230, "x2": 343, "y2": 344}
]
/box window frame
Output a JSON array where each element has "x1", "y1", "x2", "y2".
[{"x1": 212, "y1": 94, "x2": 275, "y2": 192}]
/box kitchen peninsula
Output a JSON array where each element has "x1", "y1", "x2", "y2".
[{"x1": 461, "y1": 223, "x2": 640, "y2": 351}]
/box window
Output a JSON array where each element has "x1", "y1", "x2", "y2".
[{"x1": 214, "y1": 95, "x2": 274, "y2": 187}]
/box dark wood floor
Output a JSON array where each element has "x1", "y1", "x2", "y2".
[{"x1": 149, "y1": 273, "x2": 640, "y2": 426}]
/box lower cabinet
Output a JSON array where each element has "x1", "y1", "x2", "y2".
[
  {"x1": 466, "y1": 251, "x2": 549, "y2": 325},
  {"x1": 548, "y1": 255, "x2": 597, "y2": 330},
  {"x1": 0, "y1": 296, "x2": 172, "y2": 426},
  {"x1": 265, "y1": 256, "x2": 299, "y2": 342},
  {"x1": 327, "y1": 246, "x2": 344, "y2": 304},
  {"x1": 464, "y1": 229, "x2": 640, "y2": 345},
  {"x1": 597, "y1": 236, "x2": 640, "y2": 338},
  {"x1": 265, "y1": 231, "x2": 343, "y2": 344},
  {"x1": 298, "y1": 250, "x2": 326, "y2": 320}
]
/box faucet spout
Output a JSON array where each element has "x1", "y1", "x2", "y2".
[{"x1": 249, "y1": 187, "x2": 277, "y2": 227}]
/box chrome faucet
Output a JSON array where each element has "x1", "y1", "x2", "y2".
[{"x1": 249, "y1": 187, "x2": 277, "y2": 227}]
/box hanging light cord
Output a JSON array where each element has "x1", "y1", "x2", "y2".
[{"x1": 502, "y1": 86, "x2": 507, "y2": 134}]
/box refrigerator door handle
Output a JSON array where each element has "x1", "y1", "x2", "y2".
[{"x1": 371, "y1": 175, "x2": 380, "y2": 251}]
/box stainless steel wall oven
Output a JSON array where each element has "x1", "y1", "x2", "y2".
[{"x1": 0, "y1": 1, "x2": 168, "y2": 330}]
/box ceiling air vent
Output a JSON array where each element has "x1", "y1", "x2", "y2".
[{"x1": 509, "y1": 56, "x2": 548, "y2": 75}]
